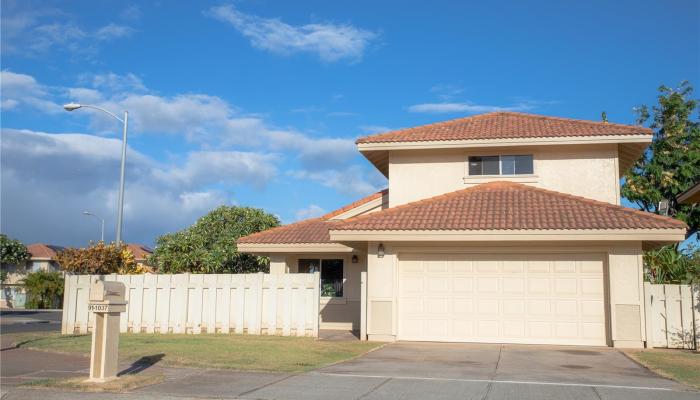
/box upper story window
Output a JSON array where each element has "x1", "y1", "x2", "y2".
[{"x1": 468, "y1": 155, "x2": 533, "y2": 176}]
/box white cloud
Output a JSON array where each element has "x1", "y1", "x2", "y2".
[
  {"x1": 2, "y1": 71, "x2": 382, "y2": 220},
  {"x1": 0, "y1": 128, "x2": 275, "y2": 246},
  {"x1": 0, "y1": 70, "x2": 61, "y2": 112},
  {"x1": 289, "y1": 166, "x2": 385, "y2": 197},
  {"x1": 95, "y1": 23, "x2": 135, "y2": 41},
  {"x1": 157, "y1": 151, "x2": 278, "y2": 190},
  {"x1": 407, "y1": 102, "x2": 536, "y2": 114},
  {"x1": 0, "y1": 4, "x2": 135, "y2": 57},
  {"x1": 206, "y1": 4, "x2": 378, "y2": 63},
  {"x1": 295, "y1": 204, "x2": 327, "y2": 221}
]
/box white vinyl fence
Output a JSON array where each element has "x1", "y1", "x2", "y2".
[
  {"x1": 62, "y1": 273, "x2": 320, "y2": 337},
  {"x1": 644, "y1": 283, "x2": 700, "y2": 349}
]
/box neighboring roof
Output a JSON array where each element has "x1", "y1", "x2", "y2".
[
  {"x1": 678, "y1": 182, "x2": 700, "y2": 204},
  {"x1": 126, "y1": 243, "x2": 153, "y2": 260},
  {"x1": 356, "y1": 112, "x2": 653, "y2": 144},
  {"x1": 333, "y1": 182, "x2": 686, "y2": 232},
  {"x1": 26, "y1": 244, "x2": 65, "y2": 259},
  {"x1": 238, "y1": 189, "x2": 387, "y2": 244}
]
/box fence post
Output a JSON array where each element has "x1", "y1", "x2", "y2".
[
  {"x1": 313, "y1": 271, "x2": 320, "y2": 338},
  {"x1": 360, "y1": 271, "x2": 367, "y2": 341},
  {"x1": 251, "y1": 272, "x2": 264, "y2": 335},
  {"x1": 693, "y1": 284, "x2": 700, "y2": 351}
]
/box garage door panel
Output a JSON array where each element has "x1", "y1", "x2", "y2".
[
  {"x1": 554, "y1": 278, "x2": 578, "y2": 295},
  {"x1": 399, "y1": 253, "x2": 607, "y2": 346},
  {"x1": 502, "y1": 277, "x2": 525, "y2": 294},
  {"x1": 528, "y1": 278, "x2": 551, "y2": 294},
  {"x1": 453, "y1": 277, "x2": 473, "y2": 293},
  {"x1": 581, "y1": 278, "x2": 604, "y2": 295},
  {"x1": 476, "y1": 260, "x2": 499, "y2": 273}
]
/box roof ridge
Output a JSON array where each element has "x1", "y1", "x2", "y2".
[
  {"x1": 355, "y1": 112, "x2": 652, "y2": 144},
  {"x1": 355, "y1": 112, "x2": 500, "y2": 144},
  {"x1": 320, "y1": 188, "x2": 388, "y2": 220}
]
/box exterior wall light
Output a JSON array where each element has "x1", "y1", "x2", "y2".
[
  {"x1": 352, "y1": 255, "x2": 359, "y2": 263},
  {"x1": 377, "y1": 243, "x2": 385, "y2": 258}
]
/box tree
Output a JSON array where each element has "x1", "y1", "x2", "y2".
[
  {"x1": 22, "y1": 271, "x2": 64, "y2": 309},
  {"x1": 0, "y1": 234, "x2": 30, "y2": 266},
  {"x1": 621, "y1": 81, "x2": 700, "y2": 239},
  {"x1": 149, "y1": 206, "x2": 279, "y2": 273},
  {"x1": 55, "y1": 242, "x2": 137, "y2": 274}
]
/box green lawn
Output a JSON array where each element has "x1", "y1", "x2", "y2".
[
  {"x1": 624, "y1": 349, "x2": 700, "y2": 389},
  {"x1": 7, "y1": 332, "x2": 381, "y2": 373}
]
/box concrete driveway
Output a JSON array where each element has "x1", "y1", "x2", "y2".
[{"x1": 4, "y1": 341, "x2": 699, "y2": 400}]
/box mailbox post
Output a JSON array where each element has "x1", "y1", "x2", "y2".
[{"x1": 88, "y1": 280, "x2": 127, "y2": 382}]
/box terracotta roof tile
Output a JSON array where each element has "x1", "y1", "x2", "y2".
[
  {"x1": 27, "y1": 243, "x2": 65, "y2": 259},
  {"x1": 237, "y1": 189, "x2": 387, "y2": 244},
  {"x1": 334, "y1": 182, "x2": 686, "y2": 231},
  {"x1": 126, "y1": 243, "x2": 153, "y2": 261},
  {"x1": 356, "y1": 112, "x2": 652, "y2": 144}
]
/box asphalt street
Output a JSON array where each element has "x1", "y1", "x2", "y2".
[{"x1": 0, "y1": 309, "x2": 62, "y2": 333}]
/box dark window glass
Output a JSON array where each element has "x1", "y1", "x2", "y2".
[
  {"x1": 321, "y1": 259, "x2": 343, "y2": 297},
  {"x1": 468, "y1": 156, "x2": 499, "y2": 175},
  {"x1": 514, "y1": 155, "x2": 533, "y2": 174},
  {"x1": 298, "y1": 259, "x2": 320, "y2": 273},
  {"x1": 469, "y1": 155, "x2": 533, "y2": 176}
]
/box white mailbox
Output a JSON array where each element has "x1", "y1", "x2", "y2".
[
  {"x1": 88, "y1": 279, "x2": 127, "y2": 383},
  {"x1": 88, "y1": 281, "x2": 127, "y2": 314}
]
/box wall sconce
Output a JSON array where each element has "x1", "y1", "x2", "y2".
[
  {"x1": 377, "y1": 243, "x2": 385, "y2": 258},
  {"x1": 351, "y1": 255, "x2": 359, "y2": 263}
]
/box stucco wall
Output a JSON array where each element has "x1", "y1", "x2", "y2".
[
  {"x1": 388, "y1": 144, "x2": 620, "y2": 206},
  {"x1": 271, "y1": 253, "x2": 365, "y2": 330},
  {"x1": 365, "y1": 242, "x2": 646, "y2": 347}
]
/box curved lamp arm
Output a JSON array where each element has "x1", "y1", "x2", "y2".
[{"x1": 74, "y1": 104, "x2": 125, "y2": 123}]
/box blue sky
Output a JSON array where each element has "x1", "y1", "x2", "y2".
[{"x1": 1, "y1": 0, "x2": 698, "y2": 247}]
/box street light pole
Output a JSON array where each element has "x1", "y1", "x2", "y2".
[
  {"x1": 83, "y1": 211, "x2": 105, "y2": 242},
  {"x1": 116, "y1": 111, "x2": 128, "y2": 248},
  {"x1": 64, "y1": 103, "x2": 128, "y2": 247}
]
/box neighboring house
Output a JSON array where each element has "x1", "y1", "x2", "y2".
[
  {"x1": 126, "y1": 243, "x2": 153, "y2": 264},
  {"x1": 1, "y1": 243, "x2": 64, "y2": 308},
  {"x1": 678, "y1": 181, "x2": 700, "y2": 204},
  {"x1": 237, "y1": 112, "x2": 686, "y2": 348}
]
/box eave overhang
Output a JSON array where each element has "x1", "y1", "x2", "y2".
[
  {"x1": 359, "y1": 135, "x2": 651, "y2": 178},
  {"x1": 237, "y1": 242, "x2": 354, "y2": 254},
  {"x1": 328, "y1": 228, "x2": 686, "y2": 243}
]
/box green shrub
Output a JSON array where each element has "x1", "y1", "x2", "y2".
[
  {"x1": 22, "y1": 271, "x2": 64, "y2": 309},
  {"x1": 644, "y1": 245, "x2": 700, "y2": 284}
]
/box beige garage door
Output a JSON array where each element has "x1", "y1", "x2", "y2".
[{"x1": 398, "y1": 253, "x2": 607, "y2": 346}]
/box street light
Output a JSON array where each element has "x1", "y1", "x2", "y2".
[
  {"x1": 83, "y1": 211, "x2": 105, "y2": 243},
  {"x1": 64, "y1": 103, "x2": 128, "y2": 247}
]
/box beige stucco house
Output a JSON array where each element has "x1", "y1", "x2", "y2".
[{"x1": 238, "y1": 112, "x2": 686, "y2": 348}]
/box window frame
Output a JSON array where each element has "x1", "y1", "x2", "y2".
[
  {"x1": 467, "y1": 154, "x2": 535, "y2": 177},
  {"x1": 297, "y1": 257, "x2": 346, "y2": 300}
]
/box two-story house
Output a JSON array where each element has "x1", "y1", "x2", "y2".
[{"x1": 237, "y1": 112, "x2": 686, "y2": 348}]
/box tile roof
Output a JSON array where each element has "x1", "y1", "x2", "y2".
[
  {"x1": 356, "y1": 112, "x2": 652, "y2": 144},
  {"x1": 237, "y1": 189, "x2": 387, "y2": 244},
  {"x1": 126, "y1": 243, "x2": 153, "y2": 260},
  {"x1": 334, "y1": 182, "x2": 686, "y2": 232},
  {"x1": 27, "y1": 243, "x2": 65, "y2": 259}
]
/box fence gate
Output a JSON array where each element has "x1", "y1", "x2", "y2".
[{"x1": 644, "y1": 283, "x2": 699, "y2": 349}]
